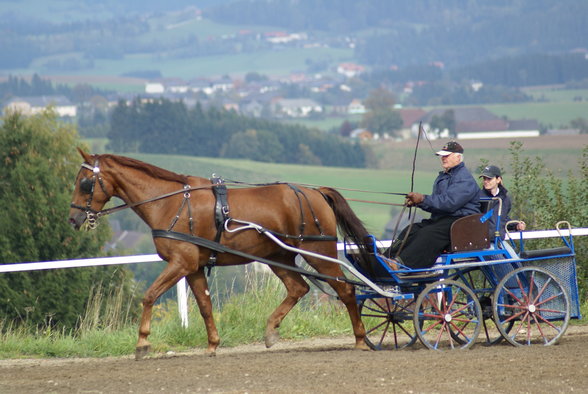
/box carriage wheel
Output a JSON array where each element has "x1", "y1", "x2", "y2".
[
  {"x1": 453, "y1": 269, "x2": 513, "y2": 346},
  {"x1": 413, "y1": 279, "x2": 482, "y2": 350},
  {"x1": 492, "y1": 266, "x2": 570, "y2": 346},
  {"x1": 359, "y1": 297, "x2": 417, "y2": 350}
]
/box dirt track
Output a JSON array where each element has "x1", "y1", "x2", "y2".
[{"x1": 1, "y1": 325, "x2": 587, "y2": 393}]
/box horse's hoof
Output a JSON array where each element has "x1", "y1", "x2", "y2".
[
  {"x1": 135, "y1": 345, "x2": 150, "y2": 360},
  {"x1": 355, "y1": 340, "x2": 371, "y2": 351},
  {"x1": 205, "y1": 348, "x2": 217, "y2": 357},
  {"x1": 265, "y1": 331, "x2": 280, "y2": 348}
]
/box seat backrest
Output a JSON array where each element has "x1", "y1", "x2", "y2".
[{"x1": 450, "y1": 213, "x2": 490, "y2": 252}]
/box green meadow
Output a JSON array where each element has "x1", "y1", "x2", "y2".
[{"x1": 486, "y1": 101, "x2": 588, "y2": 127}]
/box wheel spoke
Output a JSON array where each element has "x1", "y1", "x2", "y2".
[
  {"x1": 359, "y1": 297, "x2": 417, "y2": 350},
  {"x1": 414, "y1": 280, "x2": 482, "y2": 350},
  {"x1": 493, "y1": 267, "x2": 570, "y2": 347}
]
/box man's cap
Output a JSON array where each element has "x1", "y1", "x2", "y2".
[
  {"x1": 436, "y1": 141, "x2": 464, "y2": 156},
  {"x1": 480, "y1": 165, "x2": 502, "y2": 178}
]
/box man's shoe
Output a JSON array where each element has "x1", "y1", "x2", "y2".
[{"x1": 381, "y1": 256, "x2": 401, "y2": 271}]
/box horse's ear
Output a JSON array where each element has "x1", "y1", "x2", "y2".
[{"x1": 77, "y1": 147, "x2": 93, "y2": 163}]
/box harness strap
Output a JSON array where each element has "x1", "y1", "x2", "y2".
[
  {"x1": 286, "y1": 183, "x2": 328, "y2": 238},
  {"x1": 291, "y1": 184, "x2": 326, "y2": 235},
  {"x1": 287, "y1": 184, "x2": 306, "y2": 236},
  {"x1": 212, "y1": 177, "x2": 230, "y2": 229},
  {"x1": 208, "y1": 176, "x2": 231, "y2": 272},
  {"x1": 266, "y1": 230, "x2": 336, "y2": 242},
  {"x1": 151, "y1": 229, "x2": 363, "y2": 286},
  {"x1": 168, "y1": 185, "x2": 194, "y2": 233}
]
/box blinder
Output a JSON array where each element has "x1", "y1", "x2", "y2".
[{"x1": 79, "y1": 177, "x2": 94, "y2": 194}]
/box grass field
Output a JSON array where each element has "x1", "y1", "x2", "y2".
[
  {"x1": 486, "y1": 101, "x2": 588, "y2": 127},
  {"x1": 284, "y1": 100, "x2": 588, "y2": 134},
  {"x1": 18, "y1": 45, "x2": 353, "y2": 82},
  {"x1": 521, "y1": 87, "x2": 588, "y2": 102}
]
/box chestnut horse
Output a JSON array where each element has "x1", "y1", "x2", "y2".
[{"x1": 68, "y1": 149, "x2": 370, "y2": 359}]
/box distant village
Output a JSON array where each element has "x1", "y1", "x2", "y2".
[{"x1": 2, "y1": 58, "x2": 580, "y2": 141}]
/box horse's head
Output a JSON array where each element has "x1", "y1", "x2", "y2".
[{"x1": 68, "y1": 148, "x2": 114, "y2": 230}]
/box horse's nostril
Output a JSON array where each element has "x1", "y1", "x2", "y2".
[{"x1": 68, "y1": 216, "x2": 82, "y2": 230}]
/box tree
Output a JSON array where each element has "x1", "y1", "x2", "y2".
[
  {"x1": 361, "y1": 87, "x2": 403, "y2": 137},
  {"x1": 363, "y1": 87, "x2": 396, "y2": 112},
  {"x1": 361, "y1": 109, "x2": 403, "y2": 138},
  {"x1": 570, "y1": 117, "x2": 588, "y2": 134},
  {"x1": 107, "y1": 99, "x2": 366, "y2": 167},
  {"x1": 430, "y1": 110, "x2": 456, "y2": 137},
  {"x1": 339, "y1": 120, "x2": 356, "y2": 137},
  {"x1": 0, "y1": 111, "x2": 136, "y2": 329},
  {"x1": 244, "y1": 72, "x2": 268, "y2": 83}
]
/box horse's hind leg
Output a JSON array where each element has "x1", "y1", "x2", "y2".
[
  {"x1": 185, "y1": 269, "x2": 220, "y2": 356},
  {"x1": 265, "y1": 260, "x2": 310, "y2": 348},
  {"x1": 303, "y1": 255, "x2": 368, "y2": 350}
]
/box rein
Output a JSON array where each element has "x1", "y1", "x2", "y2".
[
  {"x1": 76, "y1": 180, "x2": 409, "y2": 220},
  {"x1": 72, "y1": 159, "x2": 411, "y2": 232},
  {"x1": 223, "y1": 179, "x2": 408, "y2": 197}
]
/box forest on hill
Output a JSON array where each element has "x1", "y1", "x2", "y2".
[
  {"x1": 207, "y1": 0, "x2": 588, "y2": 68},
  {"x1": 1, "y1": 0, "x2": 586, "y2": 85}
]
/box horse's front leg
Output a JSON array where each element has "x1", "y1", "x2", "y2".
[
  {"x1": 185, "y1": 269, "x2": 220, "y2": 356},
  {"x1": 136, "y1": 260, "x2": 189, "y2": 360}
]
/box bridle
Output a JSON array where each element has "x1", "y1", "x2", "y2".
[
  {"x1": 70, "y1": 159, "x2": 112, "y2": 229},
  {"x1": 70, "y1": 159, "x2": 206, "y2": 230}
]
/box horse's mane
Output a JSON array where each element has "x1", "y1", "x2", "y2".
[{"x1": 104, "y1": 154, "x2": 190, "y2": 184}]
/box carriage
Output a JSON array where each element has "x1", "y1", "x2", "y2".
[
  {"x1": 68, "y1": 150, "x2": 582, "y2": 358},
  {"x1": 345, "y1": 210, "x2": 581, "y2": 350}
]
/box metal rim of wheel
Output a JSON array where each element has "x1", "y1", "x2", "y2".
[
  {"x1": 359, "y1": 297, "x2": 418, "y2": 350},
  {"x1": 492, "y1": 266, "x2": 570, "y2": 347},
  {"x1": 413, "y1": 279, "x2": 482, "y2": 350}
]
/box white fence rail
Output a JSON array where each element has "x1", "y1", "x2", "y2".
[{"x1": 2, "y1": 228, "x2": 587, "y2": 327}]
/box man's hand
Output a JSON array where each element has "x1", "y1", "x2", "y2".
[{"x1": 405, "y1": 192, "x2": 425, "y2": 207}]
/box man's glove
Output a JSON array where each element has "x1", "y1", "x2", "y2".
[{"x1": 405, "y1": 192, "x2": 425, "y2": 207}]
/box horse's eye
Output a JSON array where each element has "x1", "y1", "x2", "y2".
[{"x1": 79, "y1": 178, "x2": 94, "y2": 194}]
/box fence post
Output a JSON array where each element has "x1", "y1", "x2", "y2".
[{"x1": 177, "y1": 278, "x2": 189, "y2": 327}]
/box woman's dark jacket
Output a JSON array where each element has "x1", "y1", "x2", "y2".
[{"x1": 479, "y1": 185, "x2": 518, "y2": 239}]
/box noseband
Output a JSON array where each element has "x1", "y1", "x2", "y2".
[{"x1": 70, "y1": 160, "x2": 111, "y2": 229}]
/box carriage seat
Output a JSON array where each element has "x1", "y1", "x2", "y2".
[
  {"x1": 352, "y1": 214, "x2": 490, "y2": 278},
  {"x1": 449, "y1": 213, "x2": 490, "y2": 253}
]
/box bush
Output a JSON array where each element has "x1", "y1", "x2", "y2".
[{"x1": 508, "y1": 141, "x2": 588, "y2": 298}]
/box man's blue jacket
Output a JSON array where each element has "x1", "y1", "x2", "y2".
[{"x1": 417, "y1": 162, "x2": 480, "y2": 219}]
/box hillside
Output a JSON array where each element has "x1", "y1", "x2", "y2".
[{"x1": 1, "y1": 0, "x2": 587, "y2": 81}]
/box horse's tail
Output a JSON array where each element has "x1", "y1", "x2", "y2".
[{"x1": 319, "y1": 187, "x2": 374, "y2": 272}]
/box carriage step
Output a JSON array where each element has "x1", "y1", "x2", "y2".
[{"x1": 396, "y1": 271, "x2": 443, "y2": 279}]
